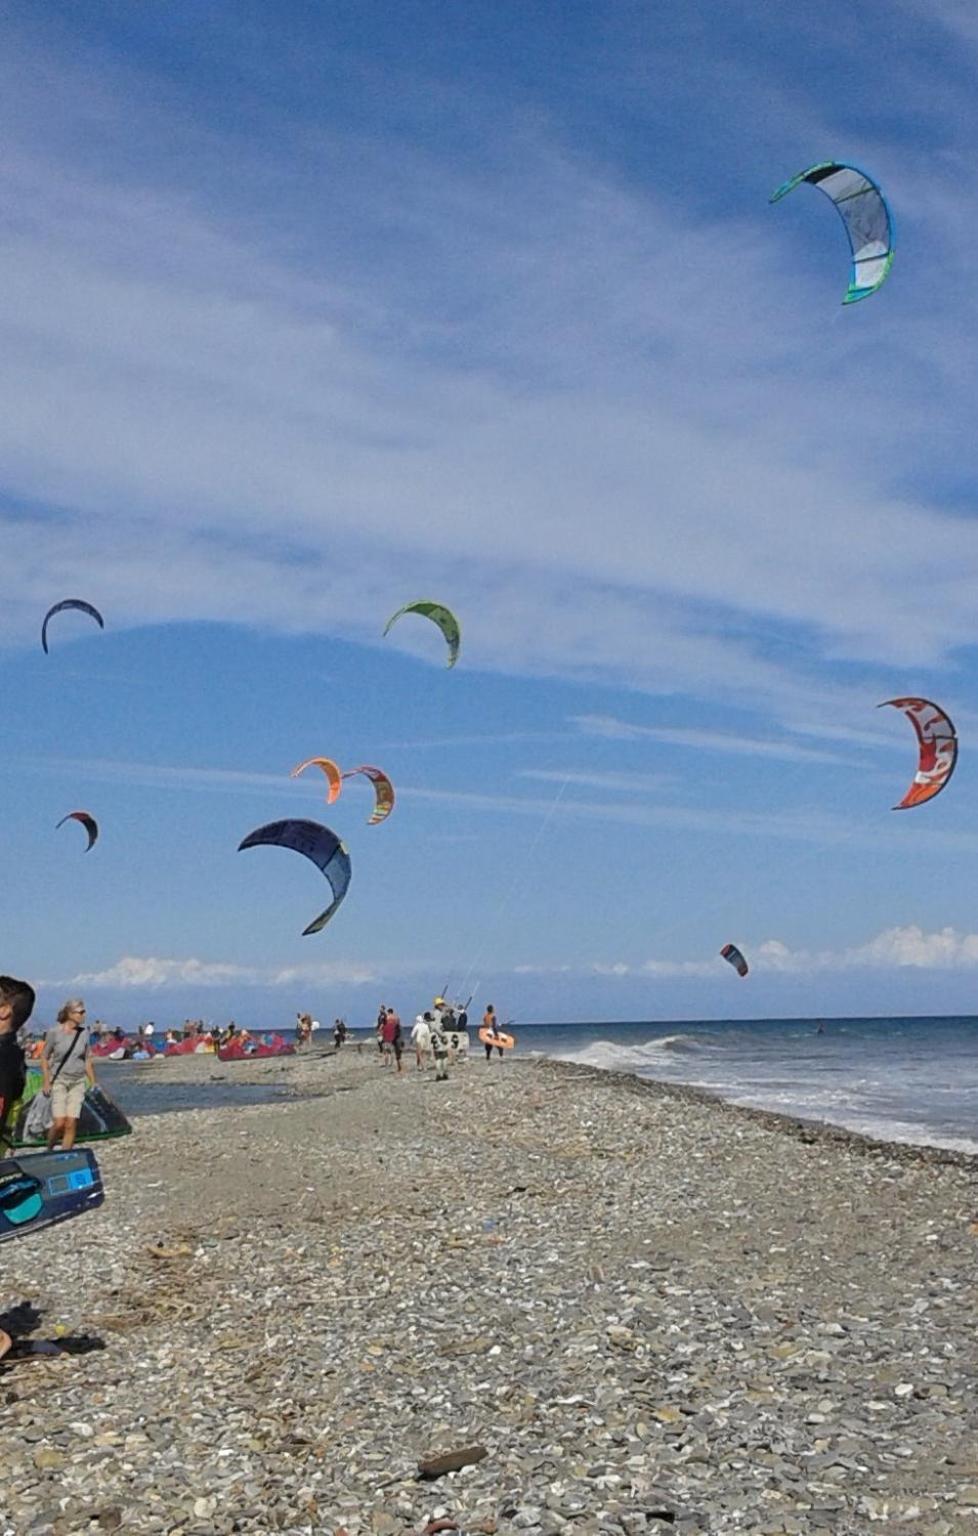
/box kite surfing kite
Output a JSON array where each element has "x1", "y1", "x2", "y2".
[
  {"x1": 56, "y1": 811, "x2": 99, "y2": 851},
  {"x1": 879, "y1": 697, "x2": 957, "y2": 810},
  {"x1": 41, "y1": 599, "x2": 105, "y2": 654},
  {"x1": 341, "y1": 765, "x2": 395, "y2": 825},
  {"x1": 770, "y1": 161, "x2": 894, "y2": 304},
  {"x1": 238, "y1": 819, "x2": 352, "y2": 935},
  {"x1": 383, "y1": 600, "x2": 460, "y2": 668},
  {"x1": 290, "y1": 756, "x2": 342, "y2": 805},
  {"x1": 720, "y1": 943, "x2": 749, "y2": 978}
]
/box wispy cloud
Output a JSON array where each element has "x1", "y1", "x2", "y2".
[
  {"x1": 21, "y1": 749, "x2": 978, "y2": 856},
  {"x1": 12, "y1": 755, "x2": 312, "y2": 798},
  {"x1": 379, "y1": 730, "x2": 570, "y2": 751},
  {"x1": 3, "y1": 21, "x2": 978, "y2": 728},
  {"x1": 571, "y1": 714, "x2": 867, "y2": 766},
  {"x1": 517, "y1": 767, "x2": 677, "y2": 794}
]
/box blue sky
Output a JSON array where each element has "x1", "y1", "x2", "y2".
[{"x1": 5, "y1": 0, "x2": 978, "y2": 1027}]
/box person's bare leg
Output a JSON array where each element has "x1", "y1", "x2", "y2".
[
  {"x1": 0, "y1": 1328, "x2": 11, "y2": 1364},
  {"x1": 61, "y1": 1116, "x2": 79, "y2": 1151},
  {"x1": 47, "y1": 1117, "x2": 66, "y2": 1151}
]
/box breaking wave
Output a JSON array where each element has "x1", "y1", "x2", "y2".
[{"x1": 553, "y1": 1035, "x2": 707, "y2": 1073}]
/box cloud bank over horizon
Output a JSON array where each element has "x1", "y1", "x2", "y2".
[{"x1": 57, "y1": 924, "x2": 978, "y2": 997}]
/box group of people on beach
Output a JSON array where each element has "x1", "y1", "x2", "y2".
[{"x1": 371, "y1": 998, "x2": 507, "y2": 1080}]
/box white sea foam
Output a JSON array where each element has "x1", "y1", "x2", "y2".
[
  {"x1": 554, "y1": 1035, "x2": 703, "y2": 1072},
  {"x1": 542, "y1": 1020, "x2": 978, "y2": 1155},
  {"x1": 722, "y1": 1089, "x2": 978, "y2": 1155}
]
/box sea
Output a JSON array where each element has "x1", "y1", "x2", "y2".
[
  {"x1": 519, "y1": 1016, "x2": 978, "y2": 1154},
  {"x1": 97, "y1": 1015, "x2": 978, "y2": 1155}
]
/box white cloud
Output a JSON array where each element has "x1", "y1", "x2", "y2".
[
  {"x1": 64, "y1": 955, "x2": 380, "y2": 989},
  {"x1": 581, "y1": 925, "x2": 978, "y2": 981},
  {"x1": 2, "y1": 34, "x2": 978, "y2": 734},
  {"x1": 512, "y1": 962, "x2": 573, "y2": 975},
  {"x1": 570, "y1": 714, "x2": 868, "y2": 766},
  {"x1": 518, "y1": 767, "x2": 677, "y2": 794},
  {"x1": 765, "y1": 926, "x2": 978, "y2": 973}
]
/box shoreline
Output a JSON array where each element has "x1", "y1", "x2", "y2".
[
  {"x1": 103, "y1": 1035, "x2": 978, "y2": 1170},
  {"x1": 7, "y1": 1048, "x2": 978, "y2": 1533},
  {"x1": 539, "y1": 1056, "x2": 978, "y2": 1173}
]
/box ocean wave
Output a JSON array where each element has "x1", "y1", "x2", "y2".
[{"x1": 553, "y1": 1035, "x2": 705, "y2": 1072}]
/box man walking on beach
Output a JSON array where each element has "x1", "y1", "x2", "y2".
[
  {"x1": 429, "y1": 1011, "x2": 450, "y2": 1082},
  {"x1": 482, "y1": 1004, "x2": 504, "y2": 1062},
  {"x1": 382, "y1": 1007, "x2": 403, "y2": 1073}
]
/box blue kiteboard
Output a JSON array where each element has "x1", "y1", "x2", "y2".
[{"x1": 0, "y1": 1148, "x2": 104, "y2": 1244}]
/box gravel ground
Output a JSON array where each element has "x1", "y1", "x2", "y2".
[{"x1": 3, "y1": 1045, "x2": 978, "y2": 1536}]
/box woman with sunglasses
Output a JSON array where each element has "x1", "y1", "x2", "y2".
[{"x1": 42, "y1": 999, "x2": 96, "y2": 1151}]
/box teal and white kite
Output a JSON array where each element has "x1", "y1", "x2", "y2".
[{"x1": 770, "y1": 161, "x2": 894, "y2": 304}]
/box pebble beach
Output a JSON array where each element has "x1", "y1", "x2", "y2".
[{"x1": 5, "y1": 1046, "x2": 978, "y2": 1536}]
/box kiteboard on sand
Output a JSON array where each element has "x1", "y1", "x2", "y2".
[
  {"x1": 478, "y1": 1027, "x2": 516, "y2": 1051},
  {"x1": 0, "y1": 1148, "x2": 104, "y2": 1245},
  {"x1": 9, "y1": 1073, "x2": 132, "y2": 1148}
]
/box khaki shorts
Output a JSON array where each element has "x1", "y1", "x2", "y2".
[{"x1": 51, "y1": 1078, "x2": 87, "y2": 1120}]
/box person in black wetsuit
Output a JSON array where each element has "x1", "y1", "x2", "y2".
[
  {"x1": 0, "y1": 976, "x2": 37, "y2": 1367},
  {"x1": 0, "y1": 976, "x2": 36, "y2": 1153}
]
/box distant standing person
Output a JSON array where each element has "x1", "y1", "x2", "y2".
[
  {"x1": 0, "y1": 976, "x2": 36, "y2": 1151},
  {"x1": 411, "y1": 1012, "x2": 431, "y2": 1070},
  {"x1": 483, "y1": 1004, "x2": 504, "y2": 1061},
  {"x1": 382, "y1": 1008, "x2": 403, "y2": 1074},
  {"x1": 42, "y1": 1000, "x2": 95, "y2": 1151},
  {"x1": 430, "y1": 1012, "x2": 450, "y2": 1082},
  {"x1": 376, "y1": 1004, "x2": 387, "y2": 1057}
]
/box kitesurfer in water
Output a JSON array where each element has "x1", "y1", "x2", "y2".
[{"x1": 0, "y1": 977, "x2": 35, "y2": 1152}]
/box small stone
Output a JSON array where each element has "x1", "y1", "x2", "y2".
[{"x1": 32, "y1": 1448, "x2": 65, "y2": 1471}]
